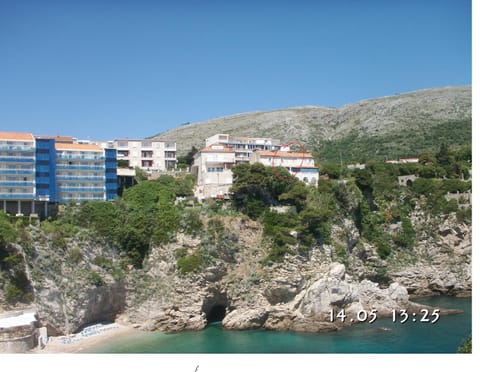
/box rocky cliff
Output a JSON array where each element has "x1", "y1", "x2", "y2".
[
  {"x1": 119, "y1": 211, "x2": 470, "y2": 333},
  {"x1": 0, "y1": 206, "x2": 471, "y2": 337}
]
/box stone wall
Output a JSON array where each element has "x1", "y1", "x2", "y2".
[{"x1": 0, "y1": 324, "x2": 38, "y2": 353}]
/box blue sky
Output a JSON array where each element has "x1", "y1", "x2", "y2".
[{"x1": 0, "y1": 0, "x2": 471, "y2": 140}]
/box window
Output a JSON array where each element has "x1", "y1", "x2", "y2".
[{"x1": 207, "y1": 167, "x2": 224, "y2": 172}]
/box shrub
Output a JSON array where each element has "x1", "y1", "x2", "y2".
[
  {"x1": 93, "y1": 255, "x2": 113, "y2": 269},
  {"x1": 0, "y1": 212, "x2": 17, "y2": 246},
  {"x1": 181, "y1": 210, "x2": 203, "y2": 235},
  {"x1": 377, "y1": 240, "x2": 392, "y2": 259},
  {"x1": 89, "y1": 272, "x2": 105, "y2": 287},
  {"x1": 112, "y1": 267, "x2": 126, "y2": 281},
  {"x1": 177, "y1": 251, "x2": 203, "y2": 274},
  {"x1": 175, "y1": 247, "x2": 188, "y2": 259},
  {"x1": 68, "y1": 247, "x2": 83, "y2": 264},
  {"x1": 335, "y1": 244, "x2": 349, "y2": 267},
  {"x1": 5, "y1": 283, "x2": 26, "y2": 303},
  {"x1": 392, "y1": 217, "x2": 415, "y2": 249},
  {"x1": 456, "y1": 208, "x2": 471, "y2": 224},
  {"x1": 262, "y1": 244, "x2": 291, "y2": 265}
]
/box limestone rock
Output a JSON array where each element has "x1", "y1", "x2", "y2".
[
  {"x1": 222, "y1": 308, "x2": 269, "y2": 330},
  {"x1": 263, "y1": 275, "x2": 304, "y2": 305},
  {"x1": 298, "y1": 263, "x2": 410, "y2": 320}
]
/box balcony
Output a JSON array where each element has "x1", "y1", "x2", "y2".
[
  {"x1": 206, "y1": 157, "x2": 234, "y2": 163},
  {"x1": 0, "y1": 193, "x2": 35, "y2": 199},
  {"x1": 56, "y1": 165, "x2": 105, "y2": 171},
  {"x1": 57, "y1": 187, "x2": 106, "y2": 193},
  {"x1": 0, "y1": 146, "x2": 35, "y2": 151},
  {"x1": 0, "y1": 169, "x2": 34, "y2": 175},
  {"x1": 56, "y1": 176, "x2": 105, "y2": 181},
  {"x1": 0, "y1": 182, "x2": 35, "y2": 187},
  {"x1": 0, "y1": 157, "x2": 34, "y2": 163},
  {"x1": 56, "y1": 154, "x2": 105, "y2": 160}
]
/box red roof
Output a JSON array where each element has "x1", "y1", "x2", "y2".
[
  {"x1": 200, "y1": 143, "x2": 235, "y2": 153},
  {"x1": 0, "y1": 132, "x2": 34, "y2": 141},
  {"x1": 55, "y1": 143, "x2": 102, "y2": 151},
  {"x1": 256, "y1": 151, "x2": 314, "y2": 158}
]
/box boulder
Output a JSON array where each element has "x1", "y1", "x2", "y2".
[{"x1": 222, "y1": 308, "x2": 269, "y2": 330}]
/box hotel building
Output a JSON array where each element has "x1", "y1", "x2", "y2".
[
  {"x1": 113, "y1": 139, "x2": 176, "y2": 172},
  {"x1": 0, "y1": 132, "x2": 37, "y2": 214},
  {"x1": 55, "y1": 142, "x2": 117, "y2": 202},
  {"x1": 205, "y1": 134, "x2": 282, "y2": 164},
  {"x1": 193, "y1": 134, "x2": 318, "y2": 200},
  {"x1": 0, "y1": 132, "x2": 117, "y2": 217}
]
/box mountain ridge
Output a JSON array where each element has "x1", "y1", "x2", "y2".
[{"x1": 152, "y1": 86, "x2": 471, "y2": 158}]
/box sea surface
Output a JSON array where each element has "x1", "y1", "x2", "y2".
[{"x1": 87, "y1": 296, "x2": 471, "y2": 353}]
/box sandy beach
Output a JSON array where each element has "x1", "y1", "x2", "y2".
[{"x1": 33, "y1": 323, "x2": 139, "y2": 353}]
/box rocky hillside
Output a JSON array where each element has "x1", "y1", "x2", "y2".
[
  {"x1": 153, "y1": 86, "x2": 471, "y2": 159},
  {"x1": 0, "y1": 200, "x2": 471, "y2": 336}
]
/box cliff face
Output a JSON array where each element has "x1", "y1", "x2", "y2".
[
  {"x1": 389, "y1": 213, "x2": 471, "y2": 297},
  {"x1": 120, "y1": 211, "x2": 471, "y2": 333},
  {"x1": 0, "y1": 207, "x2": 471, "y2": 336},
  {"x1": 7, "y1": 225, "x2": 127, "y2": 335}
]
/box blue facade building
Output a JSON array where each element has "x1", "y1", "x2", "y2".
[
  {"x1": 35, "y1": 138, "x2": 56, "y2": 202},
  {"x1": 105, "y1": 148, "x2": 118, "y2": 200},
  {"x1": 0, "y1": 132, "x2": 117, "y2": 216}
]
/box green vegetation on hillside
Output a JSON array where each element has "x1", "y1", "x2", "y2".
[
  {"x1": 313, "y1": 119, "x2": 471, "y2": 163},
  {"x1": 0, "y1": 212, "x2": 33, "y2": 304},
  {"x1": 230, "y1": 144, "x2": 470, "y2": 264},
  {"x1": 36, "y1": 175, "x2": 195, "y2": 268}
]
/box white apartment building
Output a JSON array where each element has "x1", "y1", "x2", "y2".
[
  {"x1": 251, "y1": 150, "x2": 319, "y2": 186},
  {"x1": 191, "y1": 143, "x2": 235, "y2": 200},
  {"x1": 193, "y1": 134, "x2": 318, "y2": 200},
  {"x1": 0, "y1": 132, "x2": 36, "y2": 205},
  {"x1": 205, "y1": 134, "x2": 282, "y2": 164},
  {"x1": 113, "y1": 139, "x2": 176, "y2": 172}
]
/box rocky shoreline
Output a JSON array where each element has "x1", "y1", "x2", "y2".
[{"x1": 0, "y1": 210, "x2": 471, "y2": 351}]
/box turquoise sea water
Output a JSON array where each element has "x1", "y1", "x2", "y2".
[{"x1": 88, "y1": 296, "x2": 471, "y2": 353}]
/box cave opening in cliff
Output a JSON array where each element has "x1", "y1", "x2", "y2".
[{"x1": 207, "y1": 304, "x2": 227, "y2": 323}]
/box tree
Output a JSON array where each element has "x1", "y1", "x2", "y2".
[
  {"x1": 418, "y1": 152, "x2": 435, "y2": 165},
  {"x1": 436, "y1": 143, "x2": 452, "y2": 166},
  {"x1": 117, "y1": 159, "x2": 130, "y2": 168},
  {"x1": 353, "y1": 168, "x2": 373, "y2": 191},
  {"x1": 319, "y1": 162, "x2": 342, "y2": 179},
  {"x1": 134, "y1": 167, "x2": 148, "y2": 182},
  {"x1": 279, "y1": 182, "x2": 308, "y2": 212},
  {"x1": 230, "y1": 163, "x2": 295, "y2": 219},
  {"x1": 0, "y1": 212, "x2": 17, "y2": 246},
  {"x1": 177, "y1": 146, "x2": 198, "y2": 167},
  {"x1": 454, "y1": 144, "x2": 471, "y2": 163}
]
